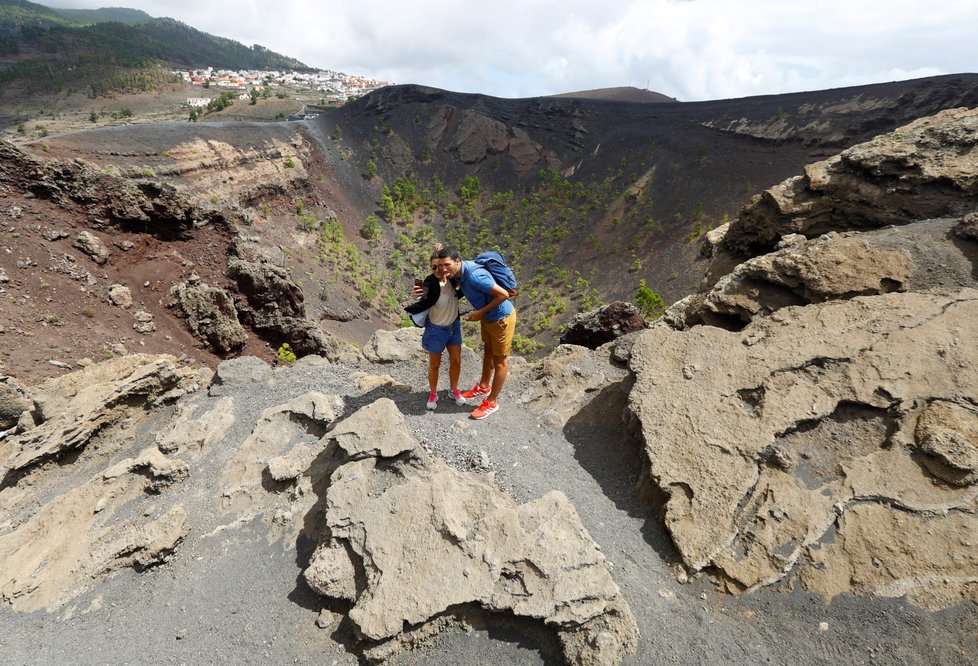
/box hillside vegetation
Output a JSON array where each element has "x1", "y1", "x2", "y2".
[{"x1": 0, "y1": 0, "x2": 307, "y2": 95}]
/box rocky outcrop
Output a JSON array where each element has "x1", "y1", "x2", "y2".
[
  {"x1": 720, "y1": 107, "x2": 978, "y2": 256},
  {"x1": 227, "y1": 258, "x2": 342, "y2": 359},
  {"x1": 559, "y1": 301, "x2": 646, "y2": 349},
  {"x1": 0, "y1": 355, "x2": 210, "y2": 487},
  {"x1": 0, "y1": 447, "x2": 189, "y2": 611},
  {"x1": 427, "y1": 107, "x2": 555, "y2": 173},
  {"x1": 624, "y1": 109, "x2": 978, "y2": 610},
  {"x1": 688, "y1": 106, "x2": 978, "y2": 328},
  {"x1": 169, "y1": 276, "x2": 248, "y2": 354},
  {"x1": 627, "y1": 290, "x2": 978, "y2": 608},
  {"x1": 711, "y1": 232, "x2": 910, "y2": 317},
  {"x1": 0, "y1": 356, "x2": 210, "y2": 611},
  {"x1": 222, "y1": 389, "x2": 342, "y2": 513},
  {"x1": 305, "y1": 398, "x2": 639, "y2": 665},
  {"x1": 0, "y1": 141, "x2": 204, "y2": 229},
  {"x1": 227, "y1": 258, "x2": 305, "y2": 319}
]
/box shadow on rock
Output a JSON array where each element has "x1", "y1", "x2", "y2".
[
  {"x1": 392, "y1": 604, "x2": 564, "y2": 666},
  {"x1": 563, "y1": 375, "x2": 679, "y2": 563}
]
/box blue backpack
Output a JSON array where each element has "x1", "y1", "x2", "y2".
[{"x1": 474, "y1": 251, "x2": 518, "y2": 296}]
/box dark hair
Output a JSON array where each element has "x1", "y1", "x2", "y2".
[{"x1": 431, "y1": 245, "x2": 460, "y2": 261}]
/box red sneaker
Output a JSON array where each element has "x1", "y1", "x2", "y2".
[
  {"x1": 461, "y1": 383, "x2": 490, "y2": 400},
  {"x1": 470, "y1": 399, "x2": 499, "y2": 420}
]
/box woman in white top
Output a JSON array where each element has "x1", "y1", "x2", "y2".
[{"x1": 404, "y1": 244, "x2": 467, "y2": 410}]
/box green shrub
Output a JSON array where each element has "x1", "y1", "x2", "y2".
[
  {"x1": 635, "y1": 279, "x2": 666, "y2": 320},
  {"x1": 512, "y1": 334, "x2": 541, "y2": 355},
  {"x1": 277, "y1": 343, "x2": 296, "y2": 364},
  {"x1": 361, "y1": 215, "x2": 381, "y2": 240}
]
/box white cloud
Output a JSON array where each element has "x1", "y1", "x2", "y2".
[{"x1": 36, "y1": 0, "x2": 978, "y2": 100}]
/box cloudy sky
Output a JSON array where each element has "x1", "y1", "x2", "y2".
[{"x1": 40, "y1": 0, "x2": 978, "y2": 101}]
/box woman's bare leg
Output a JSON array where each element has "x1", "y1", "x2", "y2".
[
  {"x1": 446, "y1": 345, "x2": 462, "y2": 391},
  {"x1": 428, "y1": 352, "x2": 442, "y2": 393}
]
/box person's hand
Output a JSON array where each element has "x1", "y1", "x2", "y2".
[
  {"x1": 411, "y1": 285, "x2": 423, "y2": 299},
  {"x1": 466, "y1": 311, "x2": 483, "y2": 322}
]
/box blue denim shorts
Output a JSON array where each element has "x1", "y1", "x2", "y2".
[{"x1": 422, "y1": 319, "x2": 462, "y2": 354}]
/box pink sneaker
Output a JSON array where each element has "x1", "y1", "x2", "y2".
[
  {"x1": 426, "y1": 391, "x2": 438, "y2": 410},
  {"x1": 461, "y1": 383, "x2": 490, "y2": 400},
  {"x1": 451, "y1": 388, "x2": 467, "y2": 405}
]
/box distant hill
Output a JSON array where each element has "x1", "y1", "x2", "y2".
[
  {"x1": 551, "y1": 86, "x2": 678, "y2": 103},
  {"x1": 51, "y1": 6, "x2": 153, "y2": 25},
  {"x1": 0, "y1": 0, "x2": 308, "y2": 94},
  {"x1": 0, "y1": 0, "x2": 67, "y2": 28}
]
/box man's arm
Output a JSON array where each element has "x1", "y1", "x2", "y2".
[{"x1": 466, "y1": 283, "x2": 509, "y2": 322}]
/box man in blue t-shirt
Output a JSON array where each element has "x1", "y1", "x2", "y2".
[{"x1": 428, "y1": 247, "x2": 516, "y2": 420}]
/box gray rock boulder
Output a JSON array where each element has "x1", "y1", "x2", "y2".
[
  {"x1": 304, "y1": 542, "x2": 358, "y2": 602},
  {"x1": 954, "y1": 211, "x2": 978, "y2": 240},
  {"x1": 361, "y1": 327, "x2": 423, "y2": 364},
  {"x1": 107, "y1": 284, "x2": 133, "y2": 308},
  {"x1": 132, "y1": 309, "x2": 156, "y2": 334},
  {"x1": 327, "y1": 397, "x2": 414, "y2": 459},
  {"x1": 306, "y1": 399, "x2": 639, "y2": 665},
  {"x1": 169, "y1": 278, "x2": 248, "y2": 354}
]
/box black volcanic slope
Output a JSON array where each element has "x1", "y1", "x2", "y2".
[{"x1": 312, "y1": 74, "x2": 978, "y2": 313}]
